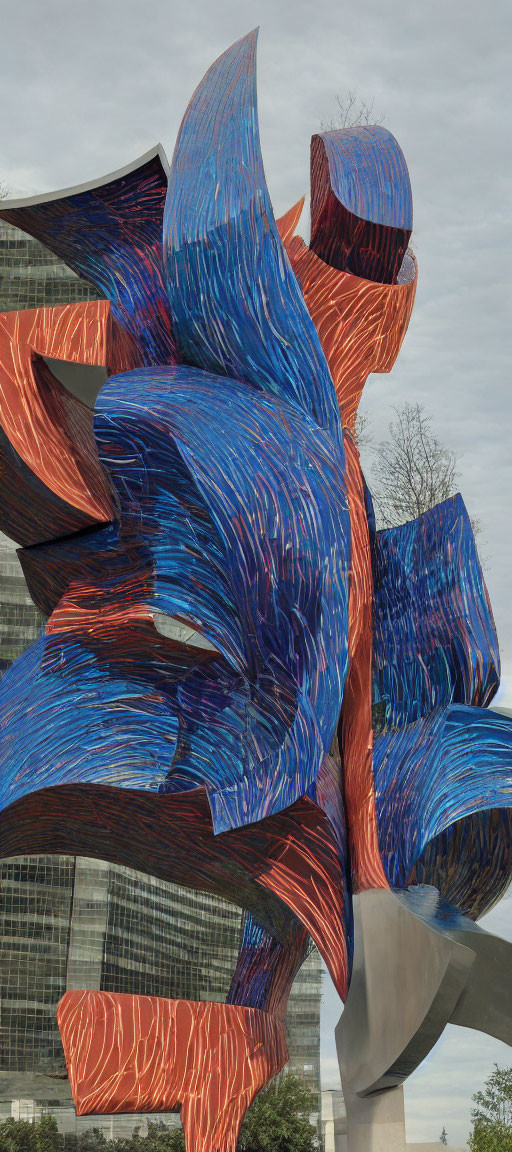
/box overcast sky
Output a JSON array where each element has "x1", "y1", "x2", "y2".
[{"x1": 1, "y1": 0, "x2": 511, "y2": 1145}]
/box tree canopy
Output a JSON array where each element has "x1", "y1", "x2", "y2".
[
  {"x1": 238, "y1": 1074, "x2": 318, "y2": 1152},
  {"x1": 469, "y1": 1064, "x2": 512, "y2": 1152},
  {"x1": 0, "y1": 1116, "x2": 64, "y2": 1152},
  {"x1": 0, "y1": 1074, "x2": 319, "y2": 1152}
]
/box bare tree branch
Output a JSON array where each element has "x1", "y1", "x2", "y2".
[
  {"x1": 320, "y1": 91, "x2": 385, "y2": 132},
  {"x1": 370, "y1": 403, "x2": 460, "y2": 529},
  {"x1": 354, "y1": 411, "x2": 373, "y2": 452}
]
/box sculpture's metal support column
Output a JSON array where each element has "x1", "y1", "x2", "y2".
[
  {"x1": 340, "y1": 1082, "x2": 406, "y2": 1152},
  {"x1": 336, "y1": 888, "x2": 512, "y2": 1149},
  {"x1": 336, "y1": 889, "x2": 475, "y2": 1151}
]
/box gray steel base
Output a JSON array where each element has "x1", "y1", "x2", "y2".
[
  {"x1": 336, "y1": 887, "x2": 512, "y2": 1151},
  {"x1": 339, "y1": 1084, "x2": 406, "y2": 1152}
]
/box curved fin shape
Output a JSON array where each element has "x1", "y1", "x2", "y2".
[
  {"x1": 0, "y1": 783, "x2": 351, "y2": 998},
  {"x1": 0, "y1": 148, "x2": 176, "y2": 367},
  {"x1": 92, "y1": 364, "x2": 350, "y2": 829},
  {"x1": 284, "y1": 235, "x2": 416, "y2": 429},
  {"x1": 336, "y1": 888, "x2": 474, "y2": 1094},
  {"x1": 371, "y1": 494, "x2": 500, "y2": 733},
  {"x1": 276, "y1": 197, "x2": 305, "y2": 246},
  {"x1": 414, "y1": 809, "x2": 512, "y2": 919},
  {"x1": 0, "y1": 302, "x2": 115, "y2": 545},
  {"x1": 395, "y1": 886, "x2": 512, "y2": 1046},
  {"x1": 374, "y1": 704, "x2": 512, "y2": 899},
  {"x1": 165, "y1": 31, "x2": 341, "y2": 434},
  {"x1": 310, "y1": 127, "x2": 412, "y2": 283}
]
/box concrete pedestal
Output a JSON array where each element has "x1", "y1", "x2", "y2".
[{"x1": 341, "y1": 1083, "x2": 406, "y2": 1152}]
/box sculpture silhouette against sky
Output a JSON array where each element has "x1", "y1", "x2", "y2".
[{"x1": 0, "y1": 28, "x2": 510, "y2": 1152}]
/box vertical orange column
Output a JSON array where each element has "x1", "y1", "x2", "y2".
[
  {"x1": 283, "y1": 234, "x2": 416, "y2": 890},
  {"x1": 341, "y1": 431, "x2": 388, "y2": 890}
]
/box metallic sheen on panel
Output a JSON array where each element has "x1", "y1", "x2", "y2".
[{"x1": 0, "y1": 25, "x2": 510, "y2": 1152}]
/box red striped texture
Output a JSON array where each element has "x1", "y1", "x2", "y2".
[
  {"x1": 280, "y1": 221, "x2": 416, "y2": 892},
  {"x1": 58, "y1": 992, "x2": 287, "y2": 1152},
  {"x1": 276, "y1": 198, "x2": 305, "y2": 247},
  {"x1": 0, "y1": 301, "x2": 134, "y2": 547},
  {"x1": 0, "y1": 784, "x2": 349, "y2": 999},
  {"x1": 285, "y1": 234, "x2": 416, "y2": 431},
  {"x1": 341, "y1": 431, "x2": 388, "y2": 891}
]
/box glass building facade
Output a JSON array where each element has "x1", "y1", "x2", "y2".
[
  {"x1": 0, "y1": 226, "x2": 323, "y2": 1125},
  {"x1": 0, "y1": 855, "x2": 75, "y2": 1076},
  {"x1": 0, "y1": 536, "x2": 45, "y2": 676},
  {"x1": 0, "y1": 220, "x2": 100, "y2": 312}
]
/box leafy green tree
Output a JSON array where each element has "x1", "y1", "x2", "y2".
[
  {"x1": 0, "y1": 1115, "x2": 62, "y2": 1152},
  {"x1": 0, "y1": 1078, "x2": 318, "y2": 1152},
  {"x1": 469, "y1": 1064, "x2": 512, "y2": 1152},
  {"x1": 0, "y1": 1118, "x2": 37, "y2": 1152},
  {"x1": 60, "y1": 1128, "x2": 108, "y2": 1152},
  {"x1": 34, "y1": 1117, "x2": 61, "y2": 1152},
  {"x1": 146, "y1": 1123, "x2": 184, "y2": 1152},
  {"x1": 237, "y1": 1074, "x2": 318, "y2": 1152},
  {"x1": 76, "y1": 1130, "x2": 110, "y2": 1152},
  {"x1": 115, "y1": 1123, "x2": 184, "y2": 1152}
]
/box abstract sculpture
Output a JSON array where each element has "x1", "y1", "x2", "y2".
[{"x1": 0, "y1": 29, "x2": 510, "y2": 1152}]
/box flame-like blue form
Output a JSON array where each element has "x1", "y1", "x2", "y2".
[
  {"x1": 1, "y1": 149, "x2": 176, "y2": 366},
  {"x1": 375, "y1": 704, "x2": 512, "y2": 887},
  {"x1": 0, "y1": 29, "x2": 510, "y2": 1060},
  {"x1": 165, "y1": 31, "x2": 342, "y2": 435},
  {"x1": 371, "y1": 495, "x2": 500, "y2": 731},
  {"x1": 0, "y1": 363, "x2": 350, "y2": 835}
]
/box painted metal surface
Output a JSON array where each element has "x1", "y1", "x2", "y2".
[
  {"x1": 57, "y1": 992, "x2": 288, "y2": 1152},
  {"x1": 0, "y1": 26, "x2": 510, "y2": 1152},
  {"x1": 285, "y1": 234, "x2": 417, "y2": 431},
  {"x1": 310, "y1": 128, "x2": 412, "y2": 283},
  {"x1": 371, "y1": 494, "x2": 500, "y2": 731},
  {"x1": 0, "y1": 301, "x2": 116, "y2": 544},
  {"x1": 1, "y1": 148, "x2": 176, "y2": 368},
  {"x1": 165, "y1": 31, "x2": 341, "y2": 435}
]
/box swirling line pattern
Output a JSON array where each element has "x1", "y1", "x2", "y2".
[
  {"x1": 164, "y1": 31, "x2": 342, "y2": 437},
  {"x1": 339, "y1": 429, "x2": 388, "y2": 891},
  {"x1": 284, "y1": 235, "x2": 417, "y2": 431},
  {"x1": 226, "y1": 913, "x2": 309, "y2": 1017},
  {"x1": 0, "y1": 302, "x2": 116, "y2": 543},
  {"x1": 369, "y1": 491, "x2": 511, "y2": 921},
  {"x1": 310, "y1": 128, "x2": 412, "y2": 283},
  {"x1": 371, "y1": 494, "x2": 500, "y2": 733},
  {"x1": 0, "y1": 25, "x2": 511, "y2": 1146},
  {"x1": 313, "y1": 127, "x2": 413, "y2": 229},
  {"x1": 94, "y1": 364, "x2": 349, "y2": 829},
  {"x1": 413, "y1": 809, "x2": 512, "y2": 920},
  {"x1": 0, "y1": 359, "x2": 352, "y2": 840},
  {"x1": 375, "y1": 704, "x2": 512, "y2": 894},
  {"x1": 0, "y1": 783, "x2": 351, "y2": 999},
  {"x1": 281, "y1": 149, "x2": 415, "y2": 891},
  {"x1": 57, "y1": 991, "x2": 288, "y2": 1152},
  {"x1": 1, "y1": 150, "x2": 176, "y2": 367}
]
